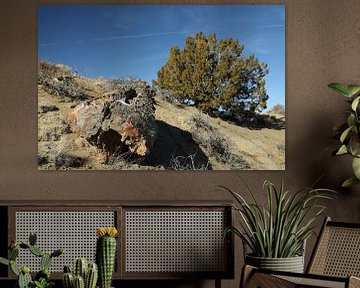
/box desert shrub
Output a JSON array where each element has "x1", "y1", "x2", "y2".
[
  {"x1": 38, "y1": 155, "x2": 49, "y2": 166},
  {"x1": 55, "y1": 152, "x2": 85, "y2": 169},
  {"x1": 38, "y1": 104, "x2": 59, "y2": 114},
  {"x1": 106, "y1": 78, "x2": 128, "y2": 91},
  {"x1": 154, "y1": 86, "x2": 182, "y2": 107},
  {"x1": 189, "y1": 113, "x2": 249, "y2": 169},
  {"x1": 38, "y1": 60, "x2": 85, "y2": 99},
  {"x1": 169, "y1": 154, "x2": 209, "y2": 170},
  {"x1": 268, "y1": 104, "x2": 285, "y2": 115}
]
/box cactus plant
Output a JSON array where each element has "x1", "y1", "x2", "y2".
[
  {"x1": 0, "y1": 232, "x2": 63, "y2": 288},
  {"x1": 96, "y1": 227, "x2": 118, "y2": 288},
  {"x1": 63, "y1": 272, "x2": 74, "y2": 288},
  {"x1": 62, "y1": 259, "x2": 98, "y2": 288},
  {"x1": 74, "y1": 258, "x2": 87, "y2": 279},
  {"x1": 19, "y1": 268, "x2": 32, "y2": 288},
  {"x1": 74, "y1": 275, "x2": 85, "y2": 288},
  {"x1": 85, "y1": 262, "x2": 98, "y2": 288}
]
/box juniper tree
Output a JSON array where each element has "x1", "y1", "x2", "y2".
[{"x1": 155, "y1": 32, "x2": 269, "y2": 115}]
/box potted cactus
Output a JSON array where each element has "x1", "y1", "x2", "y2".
[
  {"x1": 62, "y1": 258, "x2": 98, "y2": 288},
  {"x1": 0, "y1": 232, "x2": 63, "y2": 288},
  {"x1": 96, "y1": 227, "x2": 118, "y2": 288}
]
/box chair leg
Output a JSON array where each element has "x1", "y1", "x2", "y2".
[
  {"x1": 240, "y1": 265, "x2": 255, "y2": 288},
  {"x1": 349, "y1": 276, "x2": 360, "y2": 288}
]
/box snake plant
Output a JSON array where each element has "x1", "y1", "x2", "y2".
[
  {"x1": 328, "y1": 83, "x2": 360, "y2": 187},
  {"x1": 222, "y1": 178, "x2": 335, "y2": 258}
]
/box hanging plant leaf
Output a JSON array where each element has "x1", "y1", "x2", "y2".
[
  {"x1": 328, "y1": 83, "x2": 351, "y2": 97},
  {"x1": 351, "y1": 96, "x2": 360, "y2": 111},
  {"x1": 340, "y1": 127, "x2": 352, "y2": 143},
  {"x1": 347, "y1": 85, "x2": 360, "y2": 97},
  {"x1": 336, "y1": 145, "x2": 348, "y2": 156},
  {"x1": 342, "y1": 177, "x2": 360, "y2": 188},
  {"x1": 352, "y1": 157, "x2": 360, "y2": 179},
  {"x1": 347, "y1": 114, "x2": 356, "y2": 128}
]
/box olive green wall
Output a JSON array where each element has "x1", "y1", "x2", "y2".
[{"x1": 1, "y1": 0, "x2": 360, "y2": 287}]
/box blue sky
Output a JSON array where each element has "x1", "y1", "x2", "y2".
[{"x1": 38, "y1": 5, "x2": 285, "y2": 109}]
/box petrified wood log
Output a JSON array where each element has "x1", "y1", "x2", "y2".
[{"x1": 70, "y1": 79, "x2": 156, "y2": 156}]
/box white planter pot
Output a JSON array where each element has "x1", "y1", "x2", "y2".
[{"x1": 245, "y1": 254, "x2": 305, "y2": 273}]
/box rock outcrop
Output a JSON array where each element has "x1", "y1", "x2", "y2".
[{"x1": 70, "y1": 79, "x2": 156, "y2": 156}]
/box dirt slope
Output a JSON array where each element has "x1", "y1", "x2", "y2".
[
  {"x1": 38, "y1": 75, "x2": 285, "y2": 170},
  {"x1": 155, "y1": 99, "x2": 285, "y2": 170}
]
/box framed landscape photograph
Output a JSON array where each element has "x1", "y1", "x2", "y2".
[{"x1": 38, "y1": 5, "x2": 285, "y2": 170}]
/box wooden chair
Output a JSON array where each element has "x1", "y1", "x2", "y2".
[{"x1": 241, "y1": 217, "x2": 360, "y2": 288}]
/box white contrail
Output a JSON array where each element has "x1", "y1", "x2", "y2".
[
  {"x1": 93, "y1": 31, "x2": 192, "y2": 42},
  {"x1": 38, "y1": 42, "x2": 59, "y2": 47},
  {"x1": 259, "y1": 24, "x2": 285, "y2": 28}
]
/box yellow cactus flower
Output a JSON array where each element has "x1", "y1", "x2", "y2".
[{"x1": 96, "y1": 227, "x2": 118, "y2": 237}]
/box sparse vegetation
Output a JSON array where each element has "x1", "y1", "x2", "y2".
[
  {"x1": 38, "y1": 60, "x2": 85, "y2": 100},
  {"x1": 154, "y1": 87, "x2": 182, "y2": 107},
  {"x1": 268, "y1": 104, "x2": 285, "y2": 115},
  {"x1": 188, "y1": 112, "x2": 249, "y2": 169},
  {"x1": 55, "y1": 152, "x2": 86, "y2": 169},
  {"x1": 169, "y1": 153, "x2": 209, "y2": 170}
]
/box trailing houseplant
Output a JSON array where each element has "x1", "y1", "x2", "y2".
[
  {"x1": 222, "y1": 179, "x2": 334, "y2": 272},
  {"x1": 328, "y1": 83, "x2": 360, "y2": 187}
]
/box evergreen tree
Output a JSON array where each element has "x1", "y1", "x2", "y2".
[{"x1": 155, "y1": 32, "x2": 269, "y2": 114}]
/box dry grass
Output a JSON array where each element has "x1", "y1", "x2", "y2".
[{"x1": 188, "y1": 112, "x2": 250, "y2": 169}]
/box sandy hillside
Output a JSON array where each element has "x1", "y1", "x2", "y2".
[
  {"x1": 38, "y1": 71, "x2": 285, "y2": 170},
  {"x1": 155, "y1": 99, "x2": 285, "y2": 170}
]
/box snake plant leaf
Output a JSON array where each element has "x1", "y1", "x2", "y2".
[
  {"x1": 352, "y1": 157, "x2": 360, "y2": 179},
  {"x1": 336, "y1": 144, "x2": 348, "y2": 155},
  {"x1": 328, "y1": 83, "x2": 351, "y2": 97},
  {"x1": 347, "y1": 85, "x2": 360, "y2": 97},
  {"x1": 351, "y1": 96, "x2": 360, "y2": 111},
  {"x1": 342, "y1": 177, "x2": 360, "y2": 188},
  {"x1": 340, "y1": 126, "x2": 352, "y2": 143}
]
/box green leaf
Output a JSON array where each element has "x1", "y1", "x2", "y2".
[
  {"x1": 351, "y1": 96, "x2": 360, "y2": 111},
  {"x1": 348, "y1": 135, "x2": 360, "y2": 156},
  {"x1": 0, "y1": 257, "x2": 9, "y2": 266},
  {"x1": 328, "y1": 83, "x2": 351, "y2": 97},
  {"x1": 29, "y1": 232, "x2": 37, "y2": 246},
  {"x1": 342, "y1": 177, "x2": 360, "y2": 188},
  {"x1": 347, "y1": 114, "x2": 356, "y2": 128},
  {"x1": 10, "y1": 261, "x2": 20, "y2": 276},
  {"x1": 352, "y1": 157, "x2": 360, "y2": 179},
  {"x1": 340, "y1": 126, "x2": 352, "y2": 143},
  {"x1": 336, "y1": 144, "x2": 348, "y2": 155},
  {"x1": 347, "y1": 85, "x2": 360, "y2": 97}
]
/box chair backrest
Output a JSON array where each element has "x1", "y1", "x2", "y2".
[{"x1": 307, "y1": 217, "x2": 360, "y2": 277}]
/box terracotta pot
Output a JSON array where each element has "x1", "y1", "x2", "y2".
[{"x1": 245, "y1": 254, "x2": 305, "y2": 273}]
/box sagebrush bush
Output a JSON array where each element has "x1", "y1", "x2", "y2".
[
  {"x1": 189, "y1": 112, "x2": 249, "y2": 169},
  {"x1": 154, "y1": 87, "x2": 182, "y2": 107},
  {"x1": 38, "y1": 60, "x2": 85, "y2": 99},
  {"x1": 169, "y1": 154, "x2": 209, "y2": 170}
]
